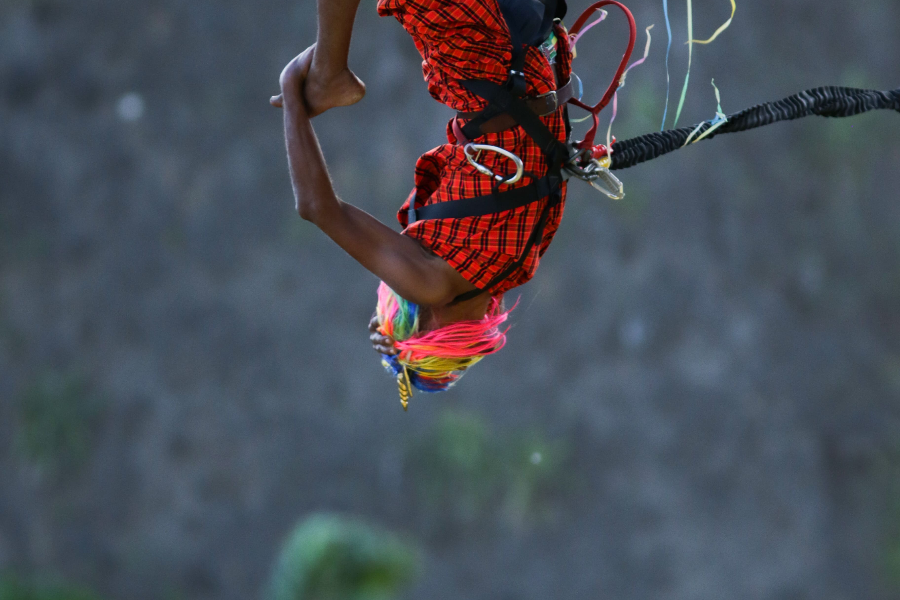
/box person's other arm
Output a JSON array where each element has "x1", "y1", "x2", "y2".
[{"x1": 272, "y1": 49, "x2": 476, "y2": 307}]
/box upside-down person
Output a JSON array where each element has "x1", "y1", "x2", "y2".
[{"x1": 272, "y1": 0, "x2": 577, "y2": 407}]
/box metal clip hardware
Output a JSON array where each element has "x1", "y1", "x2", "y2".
[
  {"x1": 562, "y1": 146, "x2": 626, "y2": 200},
  {"x1": 588, "y1": 165, "x2": 625, "y2": 200},
  {"x1": 464, "y1": 143, "x2": 525, "y2": 185}
]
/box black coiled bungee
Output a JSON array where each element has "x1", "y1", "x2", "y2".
[{"x1": 608, "y1": 86, "x2": 900, "y2": 171}]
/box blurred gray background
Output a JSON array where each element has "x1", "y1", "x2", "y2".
[{"x1": 2, "y1": 0, "x2": 899, "y2": 598}]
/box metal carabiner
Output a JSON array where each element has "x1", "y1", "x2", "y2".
[
  {"x1": 464, "y1": 143, "x2": 525, "y2": 185},
  {"x1": 562, "y1": 146, "x2": 598, "y2": 181},
  {"x1": 588, "y1": 162, "x2": 626, "y2": 200}
]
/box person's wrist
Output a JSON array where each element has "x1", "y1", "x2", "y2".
[{"x1": 281, "y1": 85, "x2": 307, "y2": 113}]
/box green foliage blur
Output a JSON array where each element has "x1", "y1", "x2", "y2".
[
  {"x1": 266, "y1": 514, "x2": 420, "y2": 600},
  {"x1": 410, "y1": 410, "x2": 571, "y2": 528},
  {"x1": 887, "y1": 540, "x2": 900, "y2": 589},
  {"x1": 0, "y1": 575, "x2": 103, "y2": 600},
  {"x1": 16, "y1": 370, "x2": 103, "y2": 473},
  {"x1": 884, "y1": 460, "x2": 900, "y2": 590}
]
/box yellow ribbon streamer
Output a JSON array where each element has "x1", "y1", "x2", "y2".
[
  {"x1": 690, "y1": 0, "x2": 736, "y2": 45},
  {"x1": 674, "y1": 0, "x2": 737, "y2": 127}
]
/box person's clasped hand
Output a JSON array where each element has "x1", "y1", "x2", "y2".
[
  {"x1": 270, "y1": 45, "x2": 315, "y2": 110},
  {"x1": 369, "y1": 314, "x2": 398, "y2": 356}
]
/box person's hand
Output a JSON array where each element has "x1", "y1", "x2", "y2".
[
  {"x1": 369, "y1": 314, "x2": 398, "y2": 356},
  {"x1": 270, "y1": 45, "x2": 315, "y2": 110}
]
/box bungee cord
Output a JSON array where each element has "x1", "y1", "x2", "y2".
[
  {"x1": 608, "y1": 86, "x2": 900, "y2": 170},
  {"x1": 561, "y1": 0, "x2": 896, "y2": 191}
]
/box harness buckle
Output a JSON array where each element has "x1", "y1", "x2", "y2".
[
  {"x1": 535, "y1": 90, "x2": 559, "y2": 113},
  {"x1": 464, "y1": 143, "x2": 525, "y2": 185},
  {"x1": 507, "y1": 69, "x2": 528, "y2": 97}
]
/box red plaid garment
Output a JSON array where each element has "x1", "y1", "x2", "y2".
[{"x1": 378, "y1": 0, "x2": 573, "y2": 296}]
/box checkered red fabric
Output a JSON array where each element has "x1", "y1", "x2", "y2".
[{"x1": 378, "y1": 0, "x2": 573, "y2": 296}]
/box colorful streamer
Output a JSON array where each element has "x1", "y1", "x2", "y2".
[
  {"x1": 606, "y1": 25, "x2": 655, "y2": 149},
  {"x1": 672, "y1": 0, "x2": 694, "y2": 128},
  {"x1": 661, "y1": 0, "x2": 673, "y2": 130},
  {"x1": 682, "y1": 78, "x2": 728, "y2": 146},
  {"x1": 672, "y1": 0, "x2": 737, "y2": 127},
  {"x1": 690, "y1": 0, "x2": 736, "y2": 45},
  {"x1": 570, "y1": 9, "x2": 609, "y2": 52},
  {"x1": 621, "y1": 24, "x2": 655, "y2": 85},
  {"x1": 568, "y1": 10, "x2": 611, "y2": 124}
]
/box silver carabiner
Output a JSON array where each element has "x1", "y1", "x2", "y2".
[
  {"x1": 464, "y1": 143, "x2": 525, "y2": 185},
  {"x1": 562, "y1": 146, "x2": 602, "y2": 181},
  {"x1": 588, "y1": 162, "x2": 625, "y2": 200}
]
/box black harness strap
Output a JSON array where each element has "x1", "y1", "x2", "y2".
[
  {"x1": 409, "y1": 77, "x2": 571, "y2": 224},
  {"x1": 419, "y1": 79, "x2": 570, "y2": 304},
  {"x1": 455, "y1": 54, "x2": 529, "y2": 140},
  {"x1": 412, "y1": 173, "x2": 558, "y2": 221},
  {"x1": 458, "y1": 80, "x2": 567, "y2": 165},
  {"x1": 450, "y1": 186, "x2": 563, "y2": 305},
  {"x1": 406, "y1": 0, "x2": 572, "y2": 303}
]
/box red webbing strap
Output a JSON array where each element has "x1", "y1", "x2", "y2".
[{"x1": 566, "y1": 0, "x2": 637, "y2": 149}]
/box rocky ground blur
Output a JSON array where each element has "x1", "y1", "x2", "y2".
[{"x1": 1, "y1": 0, "x2": 899, "y2": 598}]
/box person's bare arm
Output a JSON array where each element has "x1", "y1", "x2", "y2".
[{"x1": 272, "y1": 49, "x2": 476, "y2": 307}]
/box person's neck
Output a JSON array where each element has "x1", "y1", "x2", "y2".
[{"x1": 428, "y1": 293, "x2": 493, "y2": 326}]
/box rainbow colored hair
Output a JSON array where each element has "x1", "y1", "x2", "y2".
[{"x1": 375, "y1": 282, "x2": 512, "y2": 394}]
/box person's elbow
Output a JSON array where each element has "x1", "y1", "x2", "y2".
[
  {"x1": 296, "y1": 197, "x2": 335, "y2": 224},
  {"x1": 296, "y1": 201, "x2": 318, "y2": 223}
]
